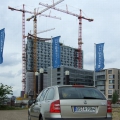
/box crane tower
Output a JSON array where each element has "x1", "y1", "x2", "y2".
[{"x1": 8, "y1": 4, "x2": 33, "y2": 91}]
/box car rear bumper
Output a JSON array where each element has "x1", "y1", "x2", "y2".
[{"x1": 45, "y1": 118, "x2": 112, "y2": 120}]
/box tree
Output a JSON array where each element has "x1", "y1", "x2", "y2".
[
  {"x1": 0, "y1": 83, "x2": 13, "y2": 105},
  {"x1": 112, "y1": 90, "x2": 119, "y2": 104}
]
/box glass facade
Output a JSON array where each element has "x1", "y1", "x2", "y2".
[{"x1": 47, "y1": 66, "x2": 93, "y2": 87}]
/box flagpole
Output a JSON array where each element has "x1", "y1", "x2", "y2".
[
  {"x1": 51, "y1": 36, "x2": 52, "y2": 86},
  {"x1": 94, "y1": 43, "x2": 96, "y2": 87}
]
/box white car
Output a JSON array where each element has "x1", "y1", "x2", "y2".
[{"x1": 28, "y1": 85, "x2": 112, "y2": 120}]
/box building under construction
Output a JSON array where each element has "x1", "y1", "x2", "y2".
[
  {"x1": 25, "y1": 36, "x2": 94, "y2": 95},
  {"x1": 26, "y1": 36, "x2": 83, "y2": 73}
]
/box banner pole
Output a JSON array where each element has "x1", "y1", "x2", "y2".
[
  {"x1": 51, "y1": 36, "x2": 52, "y2": 86},
  {"x1": 94, "y1": 43, "x2": 96, "y2": 87}
]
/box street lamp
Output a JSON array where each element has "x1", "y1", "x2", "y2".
[
  {"x1": 65, "y1": 71, "x2": 70, "y2": 85},
  {"x1": 39, "y1": 68, "x2": 44, "y2": 92},
  {"x1": 35, "y1": 72, "x2": 39, "y2": 97}
]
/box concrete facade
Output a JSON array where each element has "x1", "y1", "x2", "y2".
[{"x1": 95, "y1": 68, "x2": 120, "y2": 99}]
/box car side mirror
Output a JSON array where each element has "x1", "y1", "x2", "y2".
[
  {"x1": 28, "y1": 99, "x2": 36, "y2": 106},
  {"x1": 33, "y1": 99, "x2": 36, "y2": 103}
]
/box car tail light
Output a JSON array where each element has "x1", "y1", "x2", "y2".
[
  {"x1": 50, "y1": 100, "x2": 61, "y2": 113},
  {"x1": 107, "y1": 100, "x2": 112, "y2": 113}
]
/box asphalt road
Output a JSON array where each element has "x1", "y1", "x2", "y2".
[{"x1": 0, "y1": 109, "x2": 28, "y2": 120}]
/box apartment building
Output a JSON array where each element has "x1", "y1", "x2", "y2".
[{"x1": 95, "y1": 68, "x2": 120, "y2": 99}]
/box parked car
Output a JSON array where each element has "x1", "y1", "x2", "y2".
[{"x1": 28, "y1": 85, "x2": 112, "y2": 120}]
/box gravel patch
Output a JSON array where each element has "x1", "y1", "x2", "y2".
[{"x1": 0, "y1": 109, "x2": 28, "y2": 120}]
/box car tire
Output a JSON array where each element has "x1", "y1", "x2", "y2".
[{"x1": 28, "y1": 113, "x2": 31, "y2": 120}]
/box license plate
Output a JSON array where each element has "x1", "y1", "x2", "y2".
[{"x1": 74, "y1": 106, "x2": 96, "y2": 112}]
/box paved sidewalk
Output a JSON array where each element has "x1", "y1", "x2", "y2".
[{"x1": 0, "y1": 109, "x2": 28, "y2": 120}]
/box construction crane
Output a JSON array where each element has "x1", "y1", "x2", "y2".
[
  {"x1": 26, "y1": 0, "x2": 64, "y2": 98},
  {"x1": 8, "y1": 3, "x2": 61, "y2": 94},
  {"x1": 39, "y1": 2, "x2": 93, "y2": 69},
  {"x1": 8, "y1": 5, "x2": 32, "y2": 93}
]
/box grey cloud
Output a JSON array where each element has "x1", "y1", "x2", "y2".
[
  {"x1": 0, "y1": 70, "x2": 22, "y2": 79},
  {"x1": 16, "y1": 69, "x2": 22, "y2": 76},
  {"x1": 0, "y1": 53, "x2": 21, "y2": 67},
  {"x1": 105, "y1": 58, "x2": 116, "y2": 65},
  {"x1": 0, "y1": 71, "x2": 16, "y2": 78}
]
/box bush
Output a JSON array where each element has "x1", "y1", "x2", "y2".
[
  {"x1": 112, "y1": 90, "x2": 119, "y2": 104},
  {"x1": 0, "y1": 83, "x2": 13, "y2": 106}
]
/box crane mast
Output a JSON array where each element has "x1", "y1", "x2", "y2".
[
  {"x1": 39, "y1": 2, "x2": 93, "y2": 69},
  {"x1": 78, "y1": 10, "x2": 82, "y2": 68},
  {"x1": 33, "y1": 9, "x2": 37, "y2": 97},
  {"x1": 22, "y1": 5, "x2": 26, "y2": 92},
  {"x1": 8, "y1": 4, "x2": 32, "y2": 92}
]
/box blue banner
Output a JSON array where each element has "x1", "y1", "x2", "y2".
[
  {"x1": 52, "y1": 36, "x2": 61, "y2": 68},
  {"x1": 0, "y1": 28, "x2": 5, "y2": 64},
  {"x1": 95, "y1": 43, "x2": 104, "y2": 72}
]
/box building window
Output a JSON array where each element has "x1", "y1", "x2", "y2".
[
  {"x1": 57, "y1": 82, "x2": 61, "y2": 85},
  {"x1": 108, "y1": 90, "x2": 112, "y2": 94},
  {"x1": 109, "y1": 85, "x2": 114, "y2": 89},
  {"x1": 57, "y1": 68, "x2": 60, "y2": 72},
  {"x1": 109, "y1": 80, "x2": 114, "y2": 84},
  {"x1": 108, "y1": 95, "x2": 112, "y2": 99},
  {"x1": 109, "y1": 75, "x2": 115, "y2": 79},
  {"x1": 108, "y1": 70, "x2": 112, "y2": 74},
  {"x1": 57, "y1": 78, "x2": 60, "y2": 80}
]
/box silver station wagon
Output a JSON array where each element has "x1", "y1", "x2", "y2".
[{"x1": 28, "y1": 85, "x2": 112, "y2": 120}]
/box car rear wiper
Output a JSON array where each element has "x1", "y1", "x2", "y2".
[{"x1": 83, "y1": 97, "x2": 103, "y2": 99}]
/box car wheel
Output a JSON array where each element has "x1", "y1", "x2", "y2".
[{"x1": 28, "y1": 113, "x2": 31, "y2": 120}]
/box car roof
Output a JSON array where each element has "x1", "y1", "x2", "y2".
[{"x1": 46, "y1": 85, "x2": 95, "y2": 89}]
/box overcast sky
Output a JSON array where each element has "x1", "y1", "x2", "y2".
[{"x1": 0, "y1": 0, "x2": 120, "y2": 96}]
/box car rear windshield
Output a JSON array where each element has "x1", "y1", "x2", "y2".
[{"x1": 58, "y1": 87, "x2": 106, "y2": 100}]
